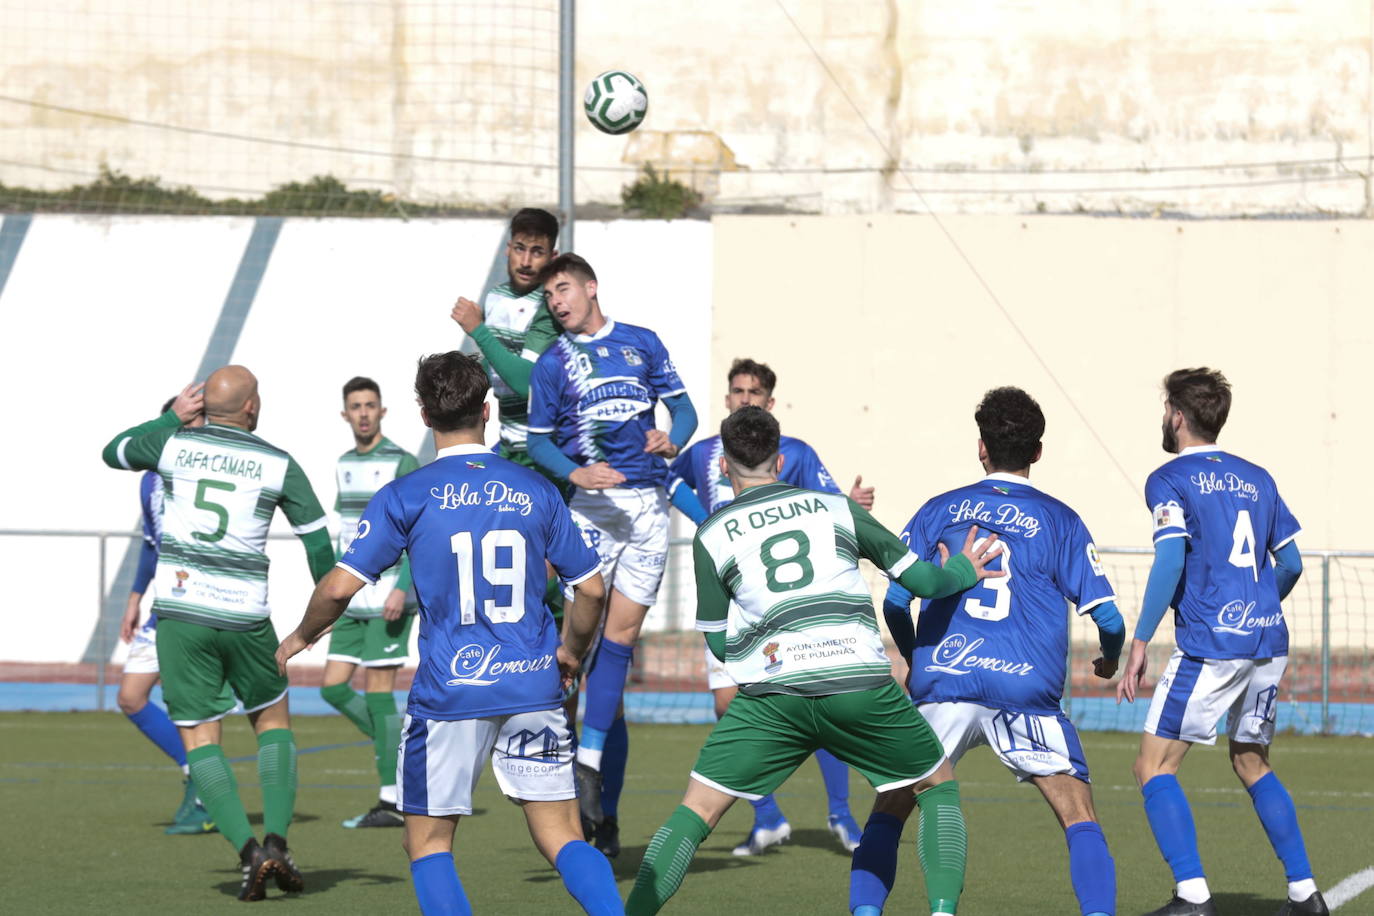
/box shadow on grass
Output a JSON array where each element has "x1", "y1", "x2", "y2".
[
  {"x1": 1199, "y1": 891, "x2": 1284, "y2": 916},
  {"x1": 215, "y1": 866, "x2": 405, "y2": 899},
  {"x1": 520, "y1": 841, "x2": 772, "y2": 884},
  {"x1": 784, "y1": 827, "x2": 854, "y2": 857}
]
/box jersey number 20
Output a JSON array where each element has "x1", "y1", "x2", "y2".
[{"x1": 451, "y1": 531, "x2": 526, "y2": 624}]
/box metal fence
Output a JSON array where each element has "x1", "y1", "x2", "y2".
[{"x1": 2, "y1": 528, "x2": 1371, "y2": 735}]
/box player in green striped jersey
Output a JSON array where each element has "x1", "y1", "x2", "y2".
[
  {"x1": 102, "y1": 365, "x2": 334, "y2": 901},
  {"x1": 322, "y1": 376, "x2": 421, "y2": 829},
  {"x1": 626, "y1": 407, "x2": 1003, "y2": 916},
  {"x1": 450, "y1": 207, "x2": 561, "y2": 472}
]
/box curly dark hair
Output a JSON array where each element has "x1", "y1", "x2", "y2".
[
  {"x1": 975, "y1": 387, "x2": 1045, "y2": 472},
  {"x1": 720, "y1": 405, "x2": 780, "y2": 470},
  {"x1": 1163, "y1": 367, "x2": 1231, "y2": 441},
  {"x1": 414, "y1": 352, "x2": 489, "y2": 432}
]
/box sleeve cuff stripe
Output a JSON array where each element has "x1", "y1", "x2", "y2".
[
  {"x1": 291, "y1": 517, "x2": 329, "y2": 535},
  {"x1": 695, "y1": 621, "x2": 727, "y2": 632},
  {"x1": 887, "y1": 552, "x2": 917, "y2": 578},
  {"x1": 527, "y1": 426, "x2": 555, "y2": 434},
  {"x1": 660, "y1": 387, "x2": 688, "y2": 398},
  {"x1": 336, "y1": 562, "x2": 376, "y2": 585},
  {"x1": 564, "y1": 565, "x2": 601, "y2": 588},
  {"x1": 1154, "y1": 531, "x2": 1189, "y2": 542},
  {"x1": 1076, "y1": 595, "x2": 1117, "y2": 616},
  {"x1": 115, "y1": 438, "x2": 132, "y2": 470},
  {"x1": 519, "y1": 349, "x2": 541, "y2": 362},
  {"x1": 1273, "y1": 530, "x2": 1301, "y2": 550}
]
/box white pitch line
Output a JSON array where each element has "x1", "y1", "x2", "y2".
[{"x1": 1327, "y1": 866, "x2": 1374, "y2": 910}]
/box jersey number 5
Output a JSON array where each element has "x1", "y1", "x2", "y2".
[
  {"x1": 192, "y1": 479, "x2": 236, "y2": 543},
  {"x1": 451, "y1": 530, "x2": 527, "y2": 624},
  {"x1": 962, "y1": 538, "x2": 1013, "y2": 621}
]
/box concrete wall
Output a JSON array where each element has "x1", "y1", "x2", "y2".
[
  {"x1": 2, "y1": 1, "x2": 1370, "y2": 215},
  {"x1": 709, "y1": 213, "x2": 1374, "y2": 551}
]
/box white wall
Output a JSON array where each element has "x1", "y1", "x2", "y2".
[{"x1": 0, "y1": 215, "x2": 712, "y2": 664}]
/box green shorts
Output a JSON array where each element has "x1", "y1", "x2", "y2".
[
  {"x1": 691, "y1": 680, "x2": 946, "y2": 798},
  {"x1": 326, "y1": 614, "x2": 415, "y2": 667},
  {"x1": 155, "y1": 616, "x2": 288, "y2": 726}
]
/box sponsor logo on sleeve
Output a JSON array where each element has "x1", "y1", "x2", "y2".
[
  {"x1": 1152, "y1": 501, "x2": 1182, "y2": 531},
  {"x1": 355, "y1": 520, "x2": 371, "y2": 540},
  {"x1": 1086, "y1": 543, "x2": 1104, "y2": 576}
]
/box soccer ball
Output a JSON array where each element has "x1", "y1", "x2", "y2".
[{"x1": 583, "y1": 70, "x2": 648, "y2": 135}]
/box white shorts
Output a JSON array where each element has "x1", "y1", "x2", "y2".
[
  {"x1": 396, "y1": 707, "x2": 575, "y2": 817},
  {"x1": 1144, "y1": 651, "x2": 1286, "y2": 746},
  {"x1": 125, "y1": 620, "x2": 159, "y2": 675},
  {"x1": 705, "y1": 644, "x2": 734, "y2": 691},
  {"x1": 918, "y1": 701, "x2": 1091, "y2": 782},
  {"x1": 569, "y1": 485, "x2": 669, "y2": 607}
]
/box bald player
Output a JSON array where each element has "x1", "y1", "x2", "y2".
[{"x1": 103, "y1": 366, "x2": 335, "y2": 902}]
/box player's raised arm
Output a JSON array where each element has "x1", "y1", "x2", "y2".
[{"x1": 101, "y1": 381, "x2": 203, "y2": 470}]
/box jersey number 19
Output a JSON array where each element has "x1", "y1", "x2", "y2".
[{"x1": 451, "y1": 530, "x2": 527, "y2": 624}]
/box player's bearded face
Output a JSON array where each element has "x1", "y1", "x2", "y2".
[
  {"x1": 507, "y1": 233, "x2": 553, "y2": 295},
  {"x1": 725, "y1": 375, "x2": 775, "y2": 413},
  {"x1": 1161, "y1": 406, "x2": 1179, "y2": 454}
]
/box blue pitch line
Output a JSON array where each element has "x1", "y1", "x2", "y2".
[{"x1": 0, "y1": 213, "x2": 32, "y2": 301}]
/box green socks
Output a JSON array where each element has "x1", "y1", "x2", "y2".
[
  {"x1": 365, "y1": 691, "x2": 401, "y2": 794},
  {"x1": 916, "y1": 780, "x2": 968, "y2": 915},
  {"x1": 626, "y1": 805, "x2": 712, "y2": 916},
  {"x1": 186, "y1": 744, "x2": 254, "y2": 852},
  {"x1": 257, "y1": 728, "x2": 297, "y2": 838},
  {"x1": 321, "y1": 682, "x2": 374, "y2": 738}
]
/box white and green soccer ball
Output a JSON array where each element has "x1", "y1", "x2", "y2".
[{"x1": 583, "y1": 70, "x2": 648, "y2": 135}]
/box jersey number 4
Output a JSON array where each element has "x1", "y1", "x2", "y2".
[
  {"x1": 1229, "y1": 509, "x2": 1259, "y2": 582},
  {"x1": 451, "y1": 531, "x2": 527, "y2": 624}
]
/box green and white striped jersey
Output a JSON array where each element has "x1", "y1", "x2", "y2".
[
  {"x1": 111, "y1": 420, "x2": 328, "y2": 631},
  {"x1": 335, "y1": 437, "x2": 418, "y2": 619},
  {"x1": 481, "y1": 282, "x2": 559, "y2": 453},
  {"x1": 693, "y1": 482, "x2": 922, "y2": 697}
]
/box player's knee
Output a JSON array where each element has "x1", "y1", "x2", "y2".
[
  {"x1": 871, "y1": 787, "x2": 917, "y2": 819},
  {"x1": 116, "y1": 692, "x2": 146, "y2": 716}
]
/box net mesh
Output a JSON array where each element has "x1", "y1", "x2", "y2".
[{"x1": 0, "y1": 0, "x2": 560, "y2": 215}]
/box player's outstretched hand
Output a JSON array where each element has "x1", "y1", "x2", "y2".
[
  {"x1": 938, "y1": 525, "x2": 1004, "y2": 581},
  {"x1": 642, "y1": 429, "x2": 679, "y2": 458},
  {"x1": 1116, "y1": 639, "x2": 1149, "y2": 703},
  {"x1": 120, "y1": 593, "x2": 142, "y2": 644},
  {"x1": 569, "y1": 462, "x2": 627, "y2": 490},
  {"x1": 171, "y1": 381, "x2": 205, "y2": 424},
  {"x1": 556, "y1": 645, "x2": 582, "y2": 689},
  {"x1": 275, "y1": 632, "x2": 309, "y2": 677},
  {"x1": 1092, "y1": 656, "x2": 1119, "y2": 680},
  {"x1": 382, "y1": 588, "x2": 406, "y2": 622},
  {"x1": 849, "y1": 475, "x2": 875, "y2": 510},
  {"x1": 450, "y1": 296, "x2": 482, "y2": 334}
]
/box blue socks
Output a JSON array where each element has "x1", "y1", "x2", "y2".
[
  {"x1": 816, "y1": 749, "x2": 851, "y2": 817},
  {"x1": 1141, "y1": 774, "x2": 1205, "y2": 882},
  {"x1": 1247, "y1": 771, "x2": 1314, "y2": 883},
  {"x1": 749, "y1": 794, "x2": 787, "y2": 829},
  {"x1": 600, "y1": 716, "x2": 628, "y2": 819},
  {"x1": 850, "y1": 811, "x2": 903, "y2": 914},
  {"x1": 127, "y1": 702, "x2": 186, "y2": 766},
  {"x1": 1065, "y1": 821, "x2": 1116, "y2": 916},
  {"x1": 578, "y1": 639, "x2": 634, "y2": 769},
  {"x1": 410, "y1": 852, "x2": 472, "y2": 916},
  {"x1": 555, "y1": 840, "x2": 622, "y2": 914}
]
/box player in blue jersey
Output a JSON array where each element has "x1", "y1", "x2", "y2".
[
  {"x1": 669, "y1": 357, "x2": 874, "y2": 856},
  {"x1": 276, "y1": 352, "x2": 623, "y2": 916},
  {"x1": 526, "y1": 253, "x2": 704, "y2": 844},
  {"x1": 1117, "y1": 369, "x2": 1323, "y2": 916},
  {"x1": 848, "y1": 387, "x2": 1123, "y2": 916},
  {"x1": 115, "y1": 386, "x2": 214, "y2": 835}
]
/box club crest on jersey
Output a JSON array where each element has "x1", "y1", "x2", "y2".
[
  {"x1": 171, "y1": 569, "x2": 190, "y2": 597},
  {"x1": 1213, "y1": 599, "x2": 1283, "y2": 636},
  {"x1": 345, "y1": 471, "x2": 352, "y2": 484},
  {"x1": 762, "y1": 641, "x2": 784, "y2": 674},
  {"x1": 621, "y1": 347, "x2": 642, "y2": 366}
]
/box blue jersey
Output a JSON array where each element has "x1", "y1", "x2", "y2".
[
  {"x1": 527, "y1": 319, "x2": 687, "y2": 488},
  {"x1": 340, "y1": 443, "x2": 601, "y2": 721},
  {"x1": 134, "y1": 471, "x2": 164, "y2": 624},
  {"x1": 899, "y1": 473, "x2": 1116, "y2": 716},
  {"x1": 1145, "y1": 446, "x2": 1300, "y2": 659},
  {"x1": 669, "y1": 433, "x2": 840, "y2": 513}
]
